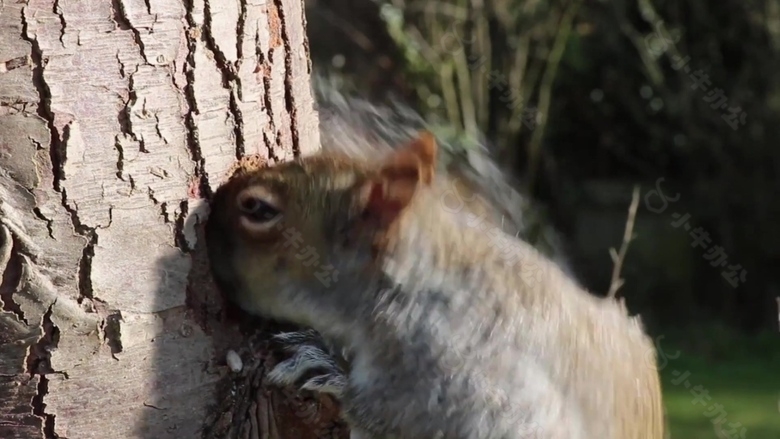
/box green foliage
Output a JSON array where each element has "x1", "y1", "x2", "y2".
[{"x1": 658, "y1": 328, "x2": 780, "y2": 438}]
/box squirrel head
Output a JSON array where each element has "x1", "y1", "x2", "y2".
[{"x1": 205, "y1": 131, "x2": 438, "y2": 325}]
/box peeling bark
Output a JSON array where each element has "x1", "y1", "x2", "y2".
[{"x1": 1, "y1": 0, "x2": 338, "y2": 438}]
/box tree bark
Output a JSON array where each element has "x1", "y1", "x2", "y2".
[{"x1": 0, "y1": 0, "x2": 344, "y2": 438}]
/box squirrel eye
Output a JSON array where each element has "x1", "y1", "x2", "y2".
[
  {"x1": 235, "y1": 186, "x2": 282, "y2": 227},
  {"x1": 238, "y1": 196, "x2": 280, "y2": 223}
]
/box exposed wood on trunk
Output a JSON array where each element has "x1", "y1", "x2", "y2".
[{"x1": 0, "y1": 0, "x2": 341, "y2": 437}]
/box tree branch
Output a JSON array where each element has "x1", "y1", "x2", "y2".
[{"x1": 607, "y1": 185, "x2": 641, "y2": 300}]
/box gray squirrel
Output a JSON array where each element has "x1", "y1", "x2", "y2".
[{"x1": 204, "y1": 78, "x2": 665, "y2": 439}]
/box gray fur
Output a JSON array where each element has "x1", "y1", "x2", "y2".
[{"x1": 245, "y1": 184, "x2": 663, "y2": 439}]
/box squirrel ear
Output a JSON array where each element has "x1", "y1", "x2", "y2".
[
  {"x1": 379, "y1": 130, "x2": 437, "y2": 186},
  {"x1": 357, "y1": 131, "x2": 438, "y2": 226},
  {"x1": 398, "y1": 130, "x2": 437, "y2": 184}
]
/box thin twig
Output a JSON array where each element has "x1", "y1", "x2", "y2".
[{"x1": 607, "y1": 185, "x2": 641, "y2": 299}]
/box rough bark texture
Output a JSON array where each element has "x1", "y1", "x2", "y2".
[{"x1": 0, "y1": 0, "x2": 343, "y2": 438}]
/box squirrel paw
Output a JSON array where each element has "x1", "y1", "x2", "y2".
[{"x1": 266, "y1": 332, "x2": 346, "y2": 397}]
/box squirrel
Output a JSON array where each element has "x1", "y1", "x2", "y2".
[{"x1": 205, "y1": 130, "x2": 666, "y2": 439}]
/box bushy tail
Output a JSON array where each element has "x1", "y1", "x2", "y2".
[{"x1": 311, "y1": 74, "x2": 576, "y2": 279}]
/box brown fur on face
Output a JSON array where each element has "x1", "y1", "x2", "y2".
[{"x1": 205, "y1": 132, "x2": 438, "y2": 325}]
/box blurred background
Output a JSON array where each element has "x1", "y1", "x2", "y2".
[{"x1": 303, "y1": 0, "x2": 779, "y2": 437}]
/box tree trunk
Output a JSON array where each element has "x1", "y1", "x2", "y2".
[{"x1": 0, "y1": 0, "x2": 345, "y2": 438}]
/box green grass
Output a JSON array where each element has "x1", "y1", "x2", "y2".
[{"x1": 659, "y1": 332, "x2": 780, "y2": 438}]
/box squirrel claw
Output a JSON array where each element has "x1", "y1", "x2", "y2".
[
  {"x1": 271, "y1": 329, "x2": 322, "y2": 351},
  {"x1": 301, "y1": 372, "x2": 347, "y2": 398},
  {"x1": 266, "y1": 344, "x2": 344, "y2": 389}
]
